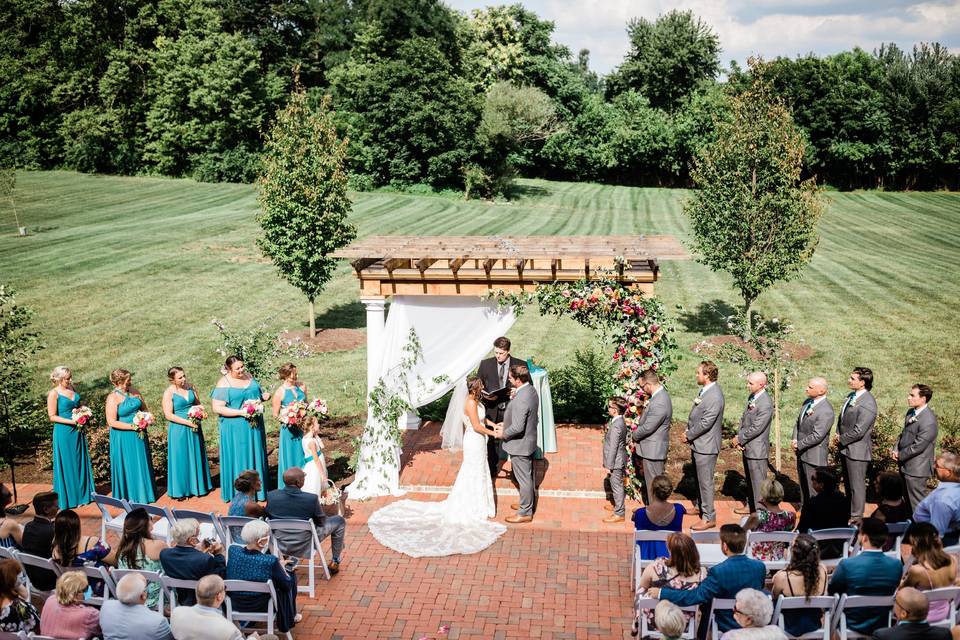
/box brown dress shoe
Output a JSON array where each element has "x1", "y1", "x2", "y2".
[
  {"x1": 505, "y1": 514, "x2": 533, "y2": 524},
  {"x1": 604, "y1": 504, "x2": 615, "y2": 512},
  {"x1": 602, "y1": 515, "x2": 625, "y2": 523},
  {"x1": 510, "y1": 503, "x2": 521, "y2": 511},
  {"x1": 328, "y1": 561, "x2": 340, "y2": 575},
  {"x1": 733, "y1": 505, "x2": 752, "y2": 515},
  {"x1": 690, "y1": 519, "x2": 717, "y2": 531}
]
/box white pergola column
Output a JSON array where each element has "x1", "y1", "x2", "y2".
[{"x1": 361, "y1": 296, "x2": 386, "y2": 396}]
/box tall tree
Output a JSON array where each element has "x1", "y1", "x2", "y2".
[
  {"x1": 257, "y1": 84, "x2": 355, "y2": 337},
  {"x1": 684, "y1": 62, "x2": 824, "y2": 338},
  {"x1": 0, "y1": 284, "x2": 44, "y2": 470}
]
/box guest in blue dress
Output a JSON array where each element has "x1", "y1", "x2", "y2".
[
  {"x1": 105, "y1": 369, "x2": 156, "y2": 504},
  {"x1": 212, "y1": 356, "x2": 270, "y2": 503},
  {"x1": 226, "y1": 519, "x2": 298, "y2": 632},
  {"x1": 228, "y1": 470, "x2": 267, "y2": 518},
  {"x1": 632, "y1": 475, "x2": 686, "y2": 560},
  {"x1": 272, "y1": 363, "x2": 308, "y2": 486},
  {"x1": 46, "y1": 367, "x2": 95, "y2": 510},
  {"x1": 163, "y1": 367, "x2": 213, "y2": 499},
  {"x1": 51, "y1": 509, "x2": 111, "y2": 596}
]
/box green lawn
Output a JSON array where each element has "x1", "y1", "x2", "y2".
[{"x1": 2, "y1": 171, "x2": 959, "y2": 445}]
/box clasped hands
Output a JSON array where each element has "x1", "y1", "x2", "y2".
[{"x1": 492, "y1": 422, "x2": 505, "y2": 439}]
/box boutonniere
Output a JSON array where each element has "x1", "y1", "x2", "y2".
[
  {"x1": 805, "y1": 407, "x2": 814, "y2": 416},
  {"x1": 908, "y1": 416, "x2": 918, "y2": 424},
  {"x1": 694, "y1": 397, "x2": 702, "y2": 406},
  {"x1": 848, "y1": 399, "x2": 858, "y2": 408},
  {"x1": 748, "y1": 402, "x2": 756, "y2": 410}
]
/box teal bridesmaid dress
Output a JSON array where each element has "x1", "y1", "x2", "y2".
[
  {"x1": 214, "y1": 380, "x2": 269, "y2": 503},
  {"x1": 167, "y1": 389, "x2": 213, "y2": 498},
  {"x1": 109, "y1": 391, "x2": 157, "y2": 503},
  {"x1": 51, "y1": 392, "x2": 95, "y2": 509},
  {"x1": 276, "y1": 385, "x2": 307, "y2": 485}
]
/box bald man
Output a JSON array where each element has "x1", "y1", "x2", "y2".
[
  {"x1": 793, "y1": 377, "x2": 835, "y2": 507},
  {"x1": 873, "y1": 587, "x2": 951, "y2": 640},
  {"x1": 735, "y1": 372, "x2": 773, "y2": 515}
]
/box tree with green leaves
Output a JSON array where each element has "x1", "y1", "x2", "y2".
[
  {"x1": 257, "y1": 84, "x2": 355, "y2": 337},
  {"x1": 684, "y1": 62, "x2": 825, "y2": 338},
  {"x1": 0, "y1": 284, "x2": 43, "y2": 472}
]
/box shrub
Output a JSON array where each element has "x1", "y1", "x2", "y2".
[
  {"x1": 549, "y1": 347, "x2": 616, "y2": 424},
  {"x1": 190, "y1": 149, "x2": 261, "y2": 183}
]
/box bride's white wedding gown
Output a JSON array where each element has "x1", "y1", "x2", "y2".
[{"x1": 367, "y1": 404, "x2": 507, "y2": 557}]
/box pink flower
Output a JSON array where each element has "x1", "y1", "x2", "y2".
[{"x1": 561, "y1": 290, "x2": 571, "y2": 298}]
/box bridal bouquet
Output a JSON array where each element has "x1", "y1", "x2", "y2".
[
  {"x1": 307, "y1": 398, "x2": 329, "y2": 421},
  {"x1": 241, "y1": 399, "x2": 264, "y2": 426},
  {"x1": 187, "y1": 405, "x2": 208, "y2": 432},
  {"x1": 279, "y1": 401, "x2": 308, "y2": 428},
  {"x1": 71, "y1": 405, "x2": 94, "y2": 431},
  {"x1": 132, "y1": 411, "x2": 155, "y2": 439}
]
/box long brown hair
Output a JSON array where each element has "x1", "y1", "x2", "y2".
[
  {"x1": 910, "y1": 522, "x2": 952, "y2": 570},
  {"x1": 785, "y1": 534, "x2": 822, "y2": 599},
  {"x1": 664, "y1": 533, "x2": 701, "y2": 577},
  {"x1": 117, "y1": 508, "x2": 152, "y2": 568},
  {"x1": 53, "y1": 509, "x2": 82, "y2": 566}
]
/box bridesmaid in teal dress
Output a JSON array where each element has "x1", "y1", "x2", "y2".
[
  {"x1": 105, "y1": 369, "x2": 157, "y2": 503},
  {"x1": 46, "y1": 366, "x2": 95, "y2": 510},
  {"x1": 272, "y1": 363, "x2": 308, "y2": 485},
  {"x1": 162, "y1": 367, "x2": 213, "y2": 499},
  {"x1": 212, "y1": 356, "x2": 270, "y2": 503}
]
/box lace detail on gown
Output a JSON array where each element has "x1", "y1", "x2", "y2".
[{"x1": 367, "y1": 404, "x2": 507, "y2": 557}]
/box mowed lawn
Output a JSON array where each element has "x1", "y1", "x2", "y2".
[{"x1": 2, "y1": 171, "x2": 959, "y2": 449}]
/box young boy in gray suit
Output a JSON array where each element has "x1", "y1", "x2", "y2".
[{"x1": 602, "y1": 396, "x2": 629, "y2": 523}]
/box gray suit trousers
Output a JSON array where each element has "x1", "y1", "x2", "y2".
[
  {"x1": 797, "y1": 459, "x2": 819, "y2": 507},
  {"x1": 692, "y1": 451, "x2": 718, "y2": 522},
  {"x1": 511, "y1": 455, "x2": 535, "y2": 516},
  {"x1": 901, "y1": 470, "x2": 929, "y2": 513},
  {"x1": 842, "y1": 456, "x2": 868, "y2": 520},
  {"x1": 641, "y1": 458, "x2": 665, "y2": 506},
  {"x1": 743, "y1": 456, "x2": 767, "y2": 513},
  {"x1": 606, "y1": 468, "x2": 625, "y2": 516}
]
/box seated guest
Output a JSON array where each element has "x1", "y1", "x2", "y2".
[
  {"x1": 40, "y1": 571, "x2": 101, "y2": 639},
  {"x1": 104, "y1": 508, "x2": 165, "y2": 609},
  {"x1": 266, "y1": 467, "x2": 346, "y2": 573},
  {"x1": 772, "y1": 534, "x2": 828, "y2": 636},
  {"x1": 913, "y1": 452, "x2": 960, "y2": 545},
  {"x1": 0, "y1": 484, "x2": 24, "y2": 547},
  {"x1": 229, "y1": 469, "x2": 267, "y2": 518},
  {"x1": 899, "y1": 522, "x2": 957, "y2": 624},
  {"x1": 52, "y1": 509, "x2": 111, "y2": 569},
  {"x1": 870, "y1": 471, "x2": 913, "y2": 524},
  {"x1": 100, "y1": 573, "x2": 172, "y2": 640},
  {"x1": 159, "y1": 518, "x2": 226, "y2": 607},
  {"x1": 744, "y1": 478, "x2": 796, "y2": 561},
  {"x1": 18, "y1": 490, "x2": 59, "y2": 591},
  {"x1": 0, "y1": 558, "x2": 39, "y2": 634},
  {"x1": 828, "y1": 518, "x2": 903, "y2": 636},
  {"x1": 170, "y1": 575, "x2": 243, "y2": 640},
  {"x1": 653, "y1": 600, "x2": 687, "y2": 640},
  {"x1": 721, "y1": 588, "x2": 786, "y2": 640},
  {"x1": 637, "y1": 533, "x2": 706, "y2": 630},
  {"x1": 876, "y1": 587, "x2": 951, "y2": 640},
  {"x1": 796, "y1": 468, "x2": 850, "y2": 558},
  {"x1": 632, "y1": 474, "x2": 685, "y2": 561},
  {"x1": 226, "y1": 519, "x2": 299, "y2": 633},
  {"x1": 648, "y1": 524, "x2": 766, "y2": 640}
]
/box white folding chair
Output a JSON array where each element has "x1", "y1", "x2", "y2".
[
  {"x1": 59, "y1": 564, "x2": 116, "y2": 606},
  {"x1": 772, "y1": 594, "x2": 837, "y2": 640},
  {"x1": 267, "y1": 518, "x2": 330, "y2": 597},
  {"x1": 630, "y1": 531, "x2": 673, "y2": 591},
  {"x1": 708, "y1": 597, "x2": 739, "y2": 640},
  {"x1": 223, "y1": 578, "x2": 292, "y2": 640},
  {"x1": 110, "y1": 569, "x2": 166, "y2": 614},
  {"x1": 689, "y1": 531, "x2": 721, "y2": 544},
  {"x1": 832, "y1": 594, "x2": 894, "y2": 640},
  {"x1": 91, "y1": 493, "x2": 131, "y2": 541},
  {"x1": 634, "y1": 596, "x2": 698, "y2": 639},
  {"x1": 923, "y1": 586, "x2": 960, "y2": 628},
  {"x1": 882, "y1": 521, "x2": 911, "y2": 560},
  {"x1": 171, "y1": 509, "x2": 226, "y2": 546},
  {"x1": 128, "y1": 502, "x2": 175, "y2": 540},
  {"x1": 746, "y1": 530, "x2": 797, "y2": 571},
  {"x1": 160, "y1": 575, "x2": 199, "y2": 610},
  {"x1": 810, "y1": 528, "x2": 857, "y2": 569},
  {"x1": 12, "y1": 551, "x2": 61, "y2": 601},
  {"x1": 0, "y1": 547, "x2": 14, "y2": 561},
  {"x1": 0, "y1": 631, "x2": 21, "y2": 640},
  {"x1": 219, "y1": 515, "x2": 255, "y2": 554}
]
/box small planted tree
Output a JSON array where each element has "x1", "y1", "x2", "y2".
[
  {"x1": 258, "y1": 81, "x2": 356, "y2": 336},
  {"x1": 684, "y1": 60, "x2": 824, "y2": 338},
  {"x1": 0, "y1": 168, "x2": 24, "y2": 236}
]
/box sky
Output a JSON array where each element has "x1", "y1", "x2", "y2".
[{"x1": 445, "y1": 0, "x2": 960, "y2": 75}]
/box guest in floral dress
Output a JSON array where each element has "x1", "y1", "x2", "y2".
[
  {"x1": 0, "y1": 559, "x2": 39, "y2": 634},
  {"x1": 745, "y1": 478, "x2": 796, "y2": 561},
  {"x1": 635, "y1": 533, "x2": 706, "y2": 632}
]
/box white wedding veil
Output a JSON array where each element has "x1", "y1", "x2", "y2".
[{"x1": 440, "y1": 376, "x2": 469, "y2": 450}]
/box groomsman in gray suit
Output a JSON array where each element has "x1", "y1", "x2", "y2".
[
  {"x1": 835, "y1": 367, "x2": 878, "y2": 523},
  {"x1": 735, "y1": 372, "x2": 773, "y2": 515},
  {"x1": 684, "y1": 360, "x2": 724, "y2": 530},
  {"x1": 497, "y1": 364, "x2": 540, "y2": 524},
  {"x1": 602, "y1": 396, "x2": 628, "y2": 523},
  {"x1": 894, "y1": 384, "x2": 938, "y2": 511},
  {"x1": 631, "y1": 369, "x2": 673, "y2": 505},
  {"x1": 793, "y1": 377, "x2": 835, "y2": 507}
]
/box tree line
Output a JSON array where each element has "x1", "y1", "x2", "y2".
[{"x1": 2, "y1": 0, "x2": 958, "y2": 194}]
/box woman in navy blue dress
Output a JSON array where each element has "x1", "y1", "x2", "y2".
[{"x1": 632, "y1": 475, "x2": 685, "y2": 560}]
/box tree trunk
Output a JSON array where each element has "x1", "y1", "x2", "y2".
[
  {"x1": 773, "y1": 368, "x2": 781, "y2": 471},
  {"x1": 308, "y1": 299, "x2": 316, "y2": 338},
  {"x1": 742, "y1": 298, "x2": 753, "y2": 340}
]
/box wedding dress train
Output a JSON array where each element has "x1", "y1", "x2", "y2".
[{"x1": 367, "y1": 404, "x2": 507, "y2": 557}]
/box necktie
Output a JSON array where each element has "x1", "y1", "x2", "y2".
[
  {"x1": 499, "y1": 362, "x2": 507, "y2": 388},
  {"x1": 747, "y1": 393, "x2": 755, "y2": 405},
  {"x1": 908, "y1": 408, "x2": 916, "y2": 418},
  {"x1": 698, "y1": 387, "x2": 705, "y2": 397}
]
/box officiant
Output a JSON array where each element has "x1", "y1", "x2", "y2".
[{"x1": 477, "y1": 336, "x2": 525, "y2": 479}]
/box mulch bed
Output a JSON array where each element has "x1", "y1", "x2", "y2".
[
  {"x1": 280, "y1": 328, "x2": 364, "y2": 353},
  {"x1": 692, "y1": 334, "x2": 815, "y2": 361}
]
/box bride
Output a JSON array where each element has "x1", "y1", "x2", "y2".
[{"x1": 367, "y1": 376, "x2": 507, "y2": 557}]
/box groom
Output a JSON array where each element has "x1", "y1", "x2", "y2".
[
  {"x1": 496, "y1": 364, "x2": 540, "y2": 524},
  {"x1": 477, "y1": 336, "x2": 526, "y2": 478}
]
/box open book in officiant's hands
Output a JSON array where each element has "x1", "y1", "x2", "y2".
[{"x1": 481, "y1": 386, "x2": 511, "y2": 404}]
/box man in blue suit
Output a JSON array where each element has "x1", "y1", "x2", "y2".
[
  {"x1": 159, "y1": 518, "x2": 226, "y2": 607},
  {"x1": 829, "y1": 518, "x2": 903, "y2": 635},
  {"x1": 648, "y1": 524, "x2": 766, "y2": 639},
  {"x1": 266, "y1": 467, "x2": 346, "y2": 573}
]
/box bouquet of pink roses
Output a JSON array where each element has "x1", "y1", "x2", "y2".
[
  {"x1": 187, "y1": 405, "x2": 208, "y2": 432},
  {"x1": 71, "y1": 405, "x2": 94, "y2": 431},
  {"x1": 132, "y1": 411, "x2": 155, "y2": 439},
  {"x1": 307, "y1": 398, "x2": 329, "y2": 420},
  {"x1": 279, "y1": 401, "x2": 308, "y2": 428},
  {"x1": 241, "y1": 399, "x2": 264, "y2": 426}
]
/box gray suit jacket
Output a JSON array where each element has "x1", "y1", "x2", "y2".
[
  {"x1": 838, "y1": 391, "x2": 877, "y2": 461},
  {"x1": 738, "y1": 390, "x2": 773, "y2": 459},
  {"x1": 686, "y1": 383, "x2": 724, "y2": 455},
  {"x1": 794, "y1": 398, "x2": 835, "y2": 465},
  {"x1": 631, "y1": 387, "x2": 672, "y2": 460},
  {"x1": 603, "y1": 415, "x2": 627, "y2": 469},
  {"x1": 501, "y1": 383, "x2": 539, "y2": 457},
  {"x1": 898, "y1": 406, "x2": 938, "y2": 477}
]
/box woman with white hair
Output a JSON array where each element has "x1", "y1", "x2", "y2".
[
  {"x1": 46, "y1": 366, "x2": 95, "y2": 509},
  {"x1": 653, "y1": 600, "x2": 687, "y2": 640},
  {"x1": 225, "y1": 520, "x2": 299, "y2": 632},
  {"x1": 721, "y1": 589, "x2": 786, "y2": 640}
]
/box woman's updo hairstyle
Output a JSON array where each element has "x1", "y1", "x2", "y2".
[
  {"x1": 466, "y1": 376, "x2": 484, "y2": 398},
  {"x1": 109, "y1": 368, "x2": 132, "y2": 387},
  {"x1": 50, "y1": 366, "x2": 71, "y2": 386},
  {"x1": 278, "y1": 363, "x2": 297, "y2": 381},
  {"x1": 167, "y1": 366, "x2": 184, "y2": 381}
]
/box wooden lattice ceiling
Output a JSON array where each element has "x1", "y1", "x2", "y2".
[{"x1": 333, "y1": 235, "x2": 688, "y2": 297}]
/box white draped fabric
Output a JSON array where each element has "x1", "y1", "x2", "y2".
[{"x1": 345, "y1": 296, "x2": 515, "y2": 500}]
